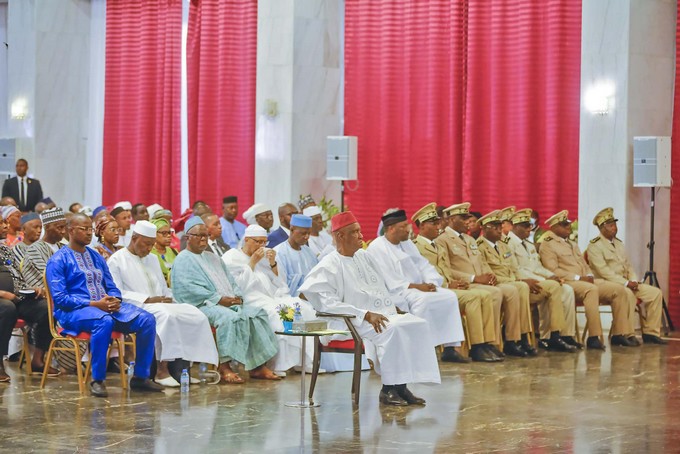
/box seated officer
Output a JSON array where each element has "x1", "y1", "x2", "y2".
[{"x1": 586, "y1": 207, "x2": 665, "y2": 345}]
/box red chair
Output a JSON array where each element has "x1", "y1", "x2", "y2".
[
  {"x1": 42, "y1": 274, "x2": 128, "y2": 394},
  {"x1": 12, "y1": 319, "x2": 32, "y2": 374}
]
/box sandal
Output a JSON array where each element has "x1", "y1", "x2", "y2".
[
  {"x1": 220, "y1": 372, "x2": 245, "y2": 384},
  {"x1": 249, "y1": 370, "x2": 282, "y2": 381},
  {"x1": 32, "y1": 366, "x2": 61, "y2": 377}
]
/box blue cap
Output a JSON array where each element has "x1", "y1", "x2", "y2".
[
  {"x1": 21, "y1": 212, "x2": 41, "y2": 226},
  {"x1": 184, "y1": 216, "x2": 205, "y2": 233},
  {"x1": 290, "y1": 214, "x2": 312, "y2": 228},
  {"x1": 93, "y1": 205, "x2": 107, "y2": 217}
]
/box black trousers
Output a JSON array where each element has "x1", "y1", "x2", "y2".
[{"x1": 0, "y1": 297, "x2": 51, "y2": 356}]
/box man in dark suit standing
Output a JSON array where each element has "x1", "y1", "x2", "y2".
[{"x1": 2, "y1": 159, "x2": 43, "y2": 212}]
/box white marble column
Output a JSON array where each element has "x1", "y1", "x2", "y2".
[
  {"x1": 255, "y1": 0, "x2": 342, "y2": 222},
  {"x1": 579, "y1": 0, "x2": 675, "y2": 297},
  {"x1": 6, "y1": 0, "x2": 92, "y2": 208}
]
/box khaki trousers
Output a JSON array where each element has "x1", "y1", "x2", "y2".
[
  {"x1": 624, "y1": 283, "x2": 663, "y2": 337},
  {"x1": 566, "y1": 279, "x2": 633, "y2": 337},
  {"x1": 539, "y1": 283, "x2": 576, "y2": 338},
  {"x1": 469, "y1": 283, "x2": 520, "y2": 342},
  {"x1": 501, "y1": 281, "x2": 533, "y2": 335},
  {"x1": 454, "y1": 288, "x2": 496, "y2": 345}
]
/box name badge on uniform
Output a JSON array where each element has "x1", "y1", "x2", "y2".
[{"x1": 503, "y1": 251, "x2": 512, "y2": 259}]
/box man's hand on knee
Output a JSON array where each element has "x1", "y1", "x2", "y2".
[{"x1": 365, "y1": 312, "x2": 389, "y2": 333}]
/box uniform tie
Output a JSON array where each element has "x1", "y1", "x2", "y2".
[{"x1": 19, "y1": 177, "x2": 25, "y2": 208}]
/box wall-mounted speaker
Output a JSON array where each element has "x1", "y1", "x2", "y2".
[
  {"x1": 633, "y1": 136, "x2": 671, "y2": 188},
  {"x1": 326, "y1": 136, "x2": 358, "y2": 181}
]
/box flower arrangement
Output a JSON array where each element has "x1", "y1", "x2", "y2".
[{"x1": 276, "y1": 302, "x2": 301, "y2": 322}]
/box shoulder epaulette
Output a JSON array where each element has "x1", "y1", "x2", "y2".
[
  {"x1": 590, "y1": 237, "x2": 601, "y2": 244},
  {"x1": 476, "y1": 237, "x2": 484, "y2": 245},
  {"x1": 543, "y1": 236, "x2": 553, "y2": 242},
  {"x1": 501, "y1": 237, "x2": 510, "y2": 244}
]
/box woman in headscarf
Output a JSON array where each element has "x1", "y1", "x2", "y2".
[
  {"x1": 93, "y1": 215, "x2": 122, "y2": 260},
  {"x1": 150, "y1": 217, "x2": 178, "y2": 285},
  {"x1": 2, "y1": 206, "x2": 23, "y2": 247}
]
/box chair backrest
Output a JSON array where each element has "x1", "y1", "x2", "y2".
[{"x1": 42, "y1": 272, "x2": 62, "y2": 339}]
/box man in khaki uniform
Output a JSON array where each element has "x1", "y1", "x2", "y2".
[
  {"x1": 503, "y1": 208, "x2": 583, "y2": 348},
  {"x1": 499, "y1": 206, "x2": 515, "y2": 240},
  {"x1": 539, "y1": 210, "x2": 636, "y2": 349},
  {"x1": 435, "y1": 202, "x2": 527, "y2": 358},
  {"x1": 412, "y1": 203, "x2": 502, "y2": 362},
  {"x1": 586, "y1": 207, "x2": 666, "y2": 344},
  {"x1": 506, "y1": 208, "x2": 580, "y2": 349},
  {"x1": 477, "y1": 211, "x2": 575, "y2": 353}
]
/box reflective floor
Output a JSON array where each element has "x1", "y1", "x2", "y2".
[{"x1": 2, "y1": 337, "x2": 680, "y2": 453}]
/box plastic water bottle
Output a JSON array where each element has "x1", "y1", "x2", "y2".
[
  {"x1": 198, "y1": 363, "x2": 207, "y2": 385},
  {"x1": 127, "y1": 361, "x2": 135, "y2": 387},
  {"x1": 292, "y1": 306, "x2": 304, "y2": 332},
  {"x1": 180, "y1": 368, "x2": 190, "y2": 393}
]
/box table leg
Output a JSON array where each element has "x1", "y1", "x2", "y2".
[{"x1": 285, "y1": 335, "x2": 320, "y2": 408}]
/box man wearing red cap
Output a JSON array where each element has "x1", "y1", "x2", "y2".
[{"x1": 299, "y1": 212, "x2": 441, "y2": 406}]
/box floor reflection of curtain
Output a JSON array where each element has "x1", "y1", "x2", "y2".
[
  {"x1": 187, "y1": 0, "x2": 258, "y2": 213},
  {"x1": 344, "y1": 0, "x2": 582, "y2": 238},
  {"x1": 102, "y1": 0, "x2": 182, "y2": 214}
]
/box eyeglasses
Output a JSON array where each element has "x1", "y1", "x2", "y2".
[
  {"x1": 157, "y1": 231, "x2": 172, "y2": 236},
  {"x1": 186, "y1": 233, "x2": 208, "y2": 240}
]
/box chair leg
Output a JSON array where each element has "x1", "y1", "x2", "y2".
[
  {"x1": 40, "y1": 339, "x2": 57, "y2": 390},
  {"x1": 352, "y1": 341, "x2": 362, "y2": 405},
  {"x1": 308, "y1": 338, "x2": 322, "y2": 402},
  {"x1": 20, "y1": 328, "x2": 32, "y2": 374},
  {"x1": 116, "y1": 339, "x2": 127, "y2": 389}
]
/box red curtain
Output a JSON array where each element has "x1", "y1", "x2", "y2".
[
  {"x1": 103, "y1": 0, "x2": 182, "y2": 214},
  {"x1": 667, "y1": 14, "x2": 680, "y2": 323},
  {"x1": 187, "y1": 0, "x2": 258, "y2": 214},
  {"x1": 344, "y1": 0, "x2": 582, "y2": 237}
]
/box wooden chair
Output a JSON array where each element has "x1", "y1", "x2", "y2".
[
  {"x1": 309, "y1": 312, "x2": 364, "y2": 405},
  {"x1": 42, "y1": 274, "x2": 127, "y2": 394},
  {"x1": 12, "y1": 319, "x2": 32, "y2": 374}
]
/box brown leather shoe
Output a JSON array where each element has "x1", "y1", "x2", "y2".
[
  {"x1": 398, "y1": 387, "x2": 426, "y2": 405},
  {"x1": 130, "y1": 377, "x2": 165, "y2": 392}
]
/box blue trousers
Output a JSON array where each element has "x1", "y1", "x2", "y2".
[{"x1": 70, "y1": 312, "x2": 156, "y2": 382}]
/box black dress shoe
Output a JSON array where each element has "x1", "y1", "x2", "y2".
[
  {"x1": 485, "y1": 344, "x2": 505, "y2": 358},
  {"x1": 520, "y1": 341, "x2": 538, "y2": 356},
  {"x1": 586, "y1": 336, "x2": 606, "y2": 350},
  {"x1": 537, "y1": 339, "x2": 550, "y2": 350},
  {"x1": 611, "y1": 334, "x2": 635, "y2": 347},
  {"x1": 503, "y1": 341, "x2": 528, "y2": 357},
  {"x1": 441, "y1": 348, "x2": 471, "y2": 363},
  {"x1": 547, "y1": 337, "x2": 577, "y2": 353},
  {"x1": 90, "y1": 380, "x2": 108, "y2": 398},
  {"x1": 397, "y1": 387, "x2": 426, "y2": 405},
  {"x1": 626, "y1": 336, "x2": 641, "y2": 347},
  {"x1": 562, "y1": 336, "x2": 584, "y2": 349},
  {"x1": 470, "y1": 345, "x2": 500, "y2": 362},
  {"x1": 130, "y1": 377, "x2": 165, "y2": 392},
  {"x1": 379, "y1": 389, "x2": 408, "y2": 406},
  {"x1": 642, "y1": 334, "x2": 668, "y2": 345}
]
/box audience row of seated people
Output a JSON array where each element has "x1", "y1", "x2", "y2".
[{"x1": 0, "y1": 194, "x2": 667, "y2": 406}]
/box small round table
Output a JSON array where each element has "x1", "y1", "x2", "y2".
[{"x1": 275, "y1": 330, "x2": 323, "y2": 408}]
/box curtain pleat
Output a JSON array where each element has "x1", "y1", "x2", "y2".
[
  {"x1": 187, "y1": 0, "x2": 257, "y2": 214},
  {"x1": 667, "y1": 14, "x2": 680, "y2": 323},
  {"x1": 103, "y1": 0, "x2": 182, "y2": 214},
  {"x1": 344, "y1": 0, "x2": 582, "y2": 237}
]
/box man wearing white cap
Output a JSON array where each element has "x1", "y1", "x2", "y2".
[
  {"x1": 171, "y1": 217, "x2": 280, "y2": 383},
  {"x1": 242, "y1": 203, "x2": 274, "y2": 232},
  {"x1": 273, "y1": 214, "x2": 319, "y2": 297},
  {"x1": 108, "y1": 221, "x2": 219, "y2": 387},
  {"x1": 303, "y1": 206, "x2": 332, "y2": 257},
  {"x1": 222, "y1": 224, "x2": 317, "y2": 373}
]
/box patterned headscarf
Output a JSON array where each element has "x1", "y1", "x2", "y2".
[
  {"x1": 150, "y1": 217, "x2": 170, "y2": 231},
  {"x1": 95, "y1": 215, "x2": 116, "y2": 240}
]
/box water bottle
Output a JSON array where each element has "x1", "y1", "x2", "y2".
[
  {"x1": 198, "y1": 363, "x2": 207, "y2": 385},
  {"x1": 292, "y1": 306, "x2": 304, "y2": 332},
  {"x1": 127, "y1": 361, "x2": 135, "y2": 387},
  {"x1": 180, "y1": 368, "x2": 190, "y2": 393}
]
